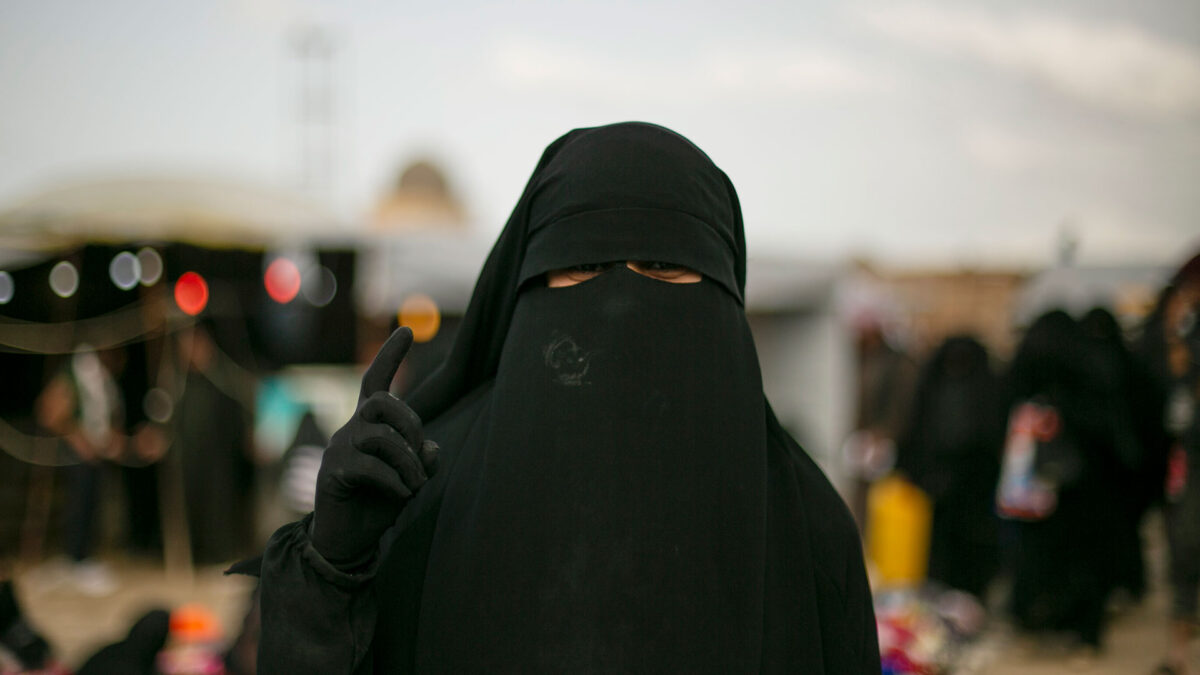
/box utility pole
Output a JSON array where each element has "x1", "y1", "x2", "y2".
[
  {"x1": 291, "y1": 25, "x2": 337, "y2": 205},
  {"x1": 1057, "y1": 218, "x2": 1079, "y2": 267}
]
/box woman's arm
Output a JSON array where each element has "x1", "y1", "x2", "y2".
[{"x1": 256, "y1": 514, "x2": 378, "y2": 675}]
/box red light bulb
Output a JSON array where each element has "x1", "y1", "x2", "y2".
[
  {"x1": 174, "y1": 272, "x2": 209, "y2": 316},
  {"x1": 265, "y1": 258, "x2": 301, "y2": 304}
]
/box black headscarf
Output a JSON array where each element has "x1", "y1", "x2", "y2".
[
  {"x1": 373, "y1": 122, "x2": 877, "y2": 673},
  {"x1": 1080, "y1": 307, "x2": 1150, "y2": 470},
  {"x1": 896, "y1": 336, "x2": 1003, "y2": 498}
]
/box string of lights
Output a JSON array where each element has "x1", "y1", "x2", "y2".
[{"x1": 0, "y1": 242, "x2": 443, "y2": 467}]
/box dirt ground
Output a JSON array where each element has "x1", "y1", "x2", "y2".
[
  {"x1": 8, "y1": 516, "x2": 1196, "y2": 673},
  {"x1": 962, "y1": 511, "x2": 1190, "y2": 675},
  {"x1": 14, "y1": 557, "x2": 255, "y2": 670}
]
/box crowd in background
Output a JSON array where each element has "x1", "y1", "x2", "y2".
[{"x1": 856, "y1": 252, "x2": 1200, "y2": 673}]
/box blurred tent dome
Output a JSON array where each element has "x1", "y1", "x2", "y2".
[
  {"x1": 357, "y1": 159, "x2": 482, "y2": 316},
  {"x1": 371, "y1": 159, "x2": 466, "y2": 231},
  {"x1": 0, "y1": 173, "x2": 343, "y2": 254}
]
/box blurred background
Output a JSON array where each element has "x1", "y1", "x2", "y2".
[{"x1": 0, "y1": 1, "x2": 1197, "y2": 673}]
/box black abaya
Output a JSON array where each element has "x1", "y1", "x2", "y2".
[
  {"x1": 1005, "y1": 311, "x2": 1123, "y2": 647},
  {"x1": 255, "y1": 122, "x2": 879, "y2": 674},
  {"x1": 895, "y1": 336, "x2": 1004, "y2": 597}
]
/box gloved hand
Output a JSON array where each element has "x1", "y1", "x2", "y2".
[{"x1": 311, "y1": 327, "x2": 439, "y2": 569}]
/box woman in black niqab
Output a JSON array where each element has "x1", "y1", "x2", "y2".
[
  {"x1": 1004, "y1": 310, "x2": 1123, "y2": 648},
  {"x1": 895, "y1": 335, "x2": 1004, "y2": 597},
  {"x1": 256, "y1": 122, "x2": 879, "y2": 674},
  {"x1": 1080, "y1": 307, "x2": 1165, "y2": 600}
]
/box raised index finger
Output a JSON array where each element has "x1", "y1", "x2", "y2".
[{"x1": 360, "y1": 326, "x2": 414, "y2": 400}]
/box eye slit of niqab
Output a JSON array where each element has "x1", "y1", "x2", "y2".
[
  {"x1": 546, "y1": 262, "x2": 617, "y2": 287},
  {"x1": 627, "y1": 261, "x2": 700, "y2": 283},
  {"x1": 546, "y1": 261, "x2": 701, "y2": 287}
]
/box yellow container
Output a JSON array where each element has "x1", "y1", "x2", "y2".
[{"x1": 866, "y1": 473, "x2": 932, "y2": 587}]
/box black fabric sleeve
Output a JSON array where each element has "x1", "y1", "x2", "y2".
[{"x1": 257, "y1": 513, "x2": 378, "y2": 675}]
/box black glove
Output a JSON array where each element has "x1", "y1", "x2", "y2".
[{"x1": 311, "y1": 327, "x2": 439, "y2": 569}]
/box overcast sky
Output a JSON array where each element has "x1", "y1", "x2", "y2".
[{"x1": 1, "y1": 0, "x2": 1198, "y2": 268}]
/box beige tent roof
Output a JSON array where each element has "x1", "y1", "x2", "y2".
[{"x1": 0, "y1": 173, "x2": 344, "y2": 251}]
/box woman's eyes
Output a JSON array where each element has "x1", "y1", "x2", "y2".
[
  {"x1": 563, "y1": 261, "x2": 689, "y2": 278},
  {"x1": 561, "y1": 262, "x2": 616, "y2": 281},
  {"x1": 630, "y1": 261, "x2": 689, "y2": 278},
  {"x1": 547, "y1": 261, "x2": 701, "y2": 287}
]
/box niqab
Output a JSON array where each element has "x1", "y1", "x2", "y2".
[{"x1": 405, "y1": 122, "x2": 745, "y2": 422}]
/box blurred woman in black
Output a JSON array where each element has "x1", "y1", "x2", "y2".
[
  {"x1": 895, "y1": 335, "x2": 1004, "y2": 599},
  {"x1": 1004, "y1": 310, "x2": 1125, "y2": 650},
  {"x1": 1080, "y1": 306, "x2": 1165, "y2": 603},
  {"x1": 1142, "y1": 253, "x2": 1200, "y2": 675}
]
